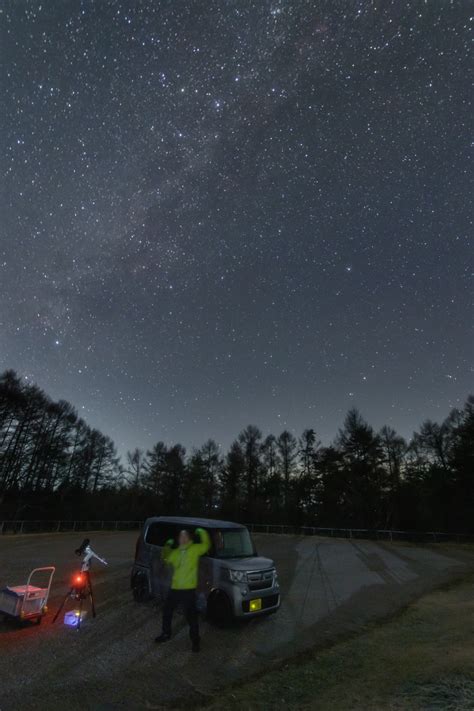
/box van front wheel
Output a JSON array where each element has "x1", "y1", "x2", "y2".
[
  {"x1": 207, "y1": 591, "x2": 233, "y2": 627},
  {"x1": 131, "y1": 572, "x2": 151, "y2": 602}
]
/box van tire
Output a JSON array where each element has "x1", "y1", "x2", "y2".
[
  {"x1": 131, "y1": 572, "x2": 151, "y2": 602},
  {"x1": 207, "y1": 591, "x2": 233, "y2": 627}
]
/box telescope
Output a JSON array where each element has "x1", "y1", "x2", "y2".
[
  {"x1": 52, "y1": 538, "x2": 107, "y2": 629},
  {"x1": 75, "y1": 538, "x2": 108, "y2": 572}
]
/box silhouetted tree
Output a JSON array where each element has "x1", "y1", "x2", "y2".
[
  {"x1": 238, "y1": 425, "x2": 262, "y2": 516},
  {"x1": 448, "y1": 396, "x2": 474, "y2": 531},
  {"x1": 336, "y1": 409, "x2": 385, "y2": 527},
  {"x1": 276, "y1": 430, "x2": 297, "y2": 515},
  {"x1": 220, "y1": 440, "x2": 245, "y2": 519},
  {"x1": 379, "y1": 426, "x2": 406, "y2": 528},
  {"x1": 316, "y1": 446, "x2": 345, "y2": 525},
  {"x1": 126, "y1": 448, "x2": 146, "y2": 489},
  {"x1": 1, "y1": 370, "x2": 473, "y2": 532},
  {"x1": 183, "y1": 450, "x2": 208, "y2": 515},
  {"x1": 261, "y1": 434, "x2": 282, "y2": 518},
  {"x1": 199, "y1": 439, "x2": 222, "y2": 511}
]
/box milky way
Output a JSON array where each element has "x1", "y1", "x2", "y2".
[{"x1": 1, "y1": 1, "x2": 472, "y2": 456}]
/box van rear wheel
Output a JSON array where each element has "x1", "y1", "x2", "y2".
[{"x1": 207, "y1": 591, "x2": 233, "y2": 627}]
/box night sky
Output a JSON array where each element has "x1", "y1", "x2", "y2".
[{"x1": 1, "y1": 1, "x2": 472, "y2": 458}]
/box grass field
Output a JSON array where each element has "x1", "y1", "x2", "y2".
[{"x1": 202, "y1": 573, "x2": 474, "y2": 711}]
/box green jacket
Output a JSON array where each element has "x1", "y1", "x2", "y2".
[{"x1": 162, "y1": 528, "x2": 211, "y2": 590}]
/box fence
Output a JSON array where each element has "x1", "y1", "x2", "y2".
[
  {"x1": 0, "y1": 520, "x2": 142, "y2": 535},
  {"x1": 0, "y1": 519, "x2": 473, "y2": 543},
  {"x1": 245, "y1": 523, "x2": 474, "y2": 544}
]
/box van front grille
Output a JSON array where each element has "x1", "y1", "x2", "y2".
[{"x1": 247, "y1": 569, "x2": 274, "y2": 591}]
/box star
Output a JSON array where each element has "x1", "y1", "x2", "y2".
[{"x1": 0, "y1": 0, "x2": 470, "y2": 460}]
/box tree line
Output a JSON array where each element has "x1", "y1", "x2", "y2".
[{"x1": 0, "y1": 370, "x2": 472, "y2": 532}]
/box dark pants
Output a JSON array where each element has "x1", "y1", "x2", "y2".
[{"x1": 162, "y1": 589, "x2": 199, "y2": 643}]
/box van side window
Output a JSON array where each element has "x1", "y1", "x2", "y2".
[{"x1": 145, "y1": 523, "x2": 176, "y2": 546}]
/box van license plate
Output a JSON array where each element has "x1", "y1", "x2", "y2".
[{"x1": 249, "y1": 598, "x2": 262, "y2": 612}]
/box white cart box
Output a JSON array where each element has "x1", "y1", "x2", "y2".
[
  {"x1": 0, "y1": 567, "x2": 55, "y2": 621},
  {"x1": 0, "y1": 586, "x2": 46, "y2": 616}
]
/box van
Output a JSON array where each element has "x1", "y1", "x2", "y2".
[{"x1": 131, "y1": 516, "x2": 280, "y2": 624}]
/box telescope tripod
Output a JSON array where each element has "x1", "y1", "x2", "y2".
[{"x1": 52, "y1": 570, "x2": 96, "y2": 629}]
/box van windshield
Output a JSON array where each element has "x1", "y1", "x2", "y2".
[{"x1": 213, "y1": 528, "x2": 255, "y2": 559}]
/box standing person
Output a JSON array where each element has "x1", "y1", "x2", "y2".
[{"x1": 155, "y1": 527, "x2": 211, "y2": 652}]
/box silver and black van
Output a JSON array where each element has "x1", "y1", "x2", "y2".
[{"x1": 131, "y1": 516, "x2": 280, "y2": 624}]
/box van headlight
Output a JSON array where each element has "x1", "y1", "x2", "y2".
[{"x1": 228, "y1": 569, "x2": 247, "y2": 584}]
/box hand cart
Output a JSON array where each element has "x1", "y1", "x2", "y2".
[{"x1": 0, "y1": 566, "x2": 55, "y2": 625}]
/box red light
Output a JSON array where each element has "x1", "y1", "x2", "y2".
[{"x1": 73, "y1": 573, "x2": 84, "y2": 586}]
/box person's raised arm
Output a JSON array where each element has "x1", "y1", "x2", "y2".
[
  {"x1": 161, "y1": 538, "x2": 175, "y2": 562},
  {"x1": 193, "y1": 527, "x2": 211, "y2": 556}
]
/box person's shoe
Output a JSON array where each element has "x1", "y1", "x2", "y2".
[
  {"x1": 192, "y1": 639, "x2": 200, "y2": 653},
  {"x1": 155, "y1": 633, "x2": 171, "y2": 643}
]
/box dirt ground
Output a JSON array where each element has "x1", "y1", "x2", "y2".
[{"x1": 1, "y1": 531, "x2": 473, "y2": 711}]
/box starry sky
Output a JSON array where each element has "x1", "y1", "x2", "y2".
[{"x1": 1, "y1": 1, "x2": 472, "y2": 458}]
